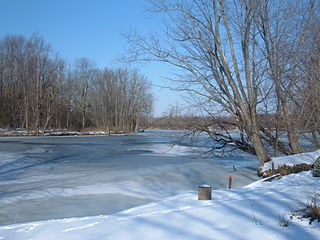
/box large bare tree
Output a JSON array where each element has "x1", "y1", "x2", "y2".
[
  {"x1": 255, "y1": 0, "x2": 319, "y2": 154},
  {"x1": 125, "y1": 0, "x2": 271, "y2": 164},
  {"x1": 124, "y1": 0, "x2": 320, "y2": 164}
]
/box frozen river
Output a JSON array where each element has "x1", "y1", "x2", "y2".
[{"x1": 0, "y1": 130, "x2": 259, "y2": 226}]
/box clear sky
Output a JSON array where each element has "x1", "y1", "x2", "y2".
[{"x1": 0, "y1": 0, "x2": 183, "y2": 116}]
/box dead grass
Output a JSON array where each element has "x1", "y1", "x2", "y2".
[
  {"x1": 258, "y1": 163, "x2": 313, "y2": 177},
  {"x1": 291, "y1": 193, "x2": 320, "y2": 224}
]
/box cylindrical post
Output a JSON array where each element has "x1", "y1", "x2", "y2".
[
  {"x1": 198, "y1": 184, "x2": 212, "y2": 200},
  {"x1": 228, "y1": 176, "x2": 232, "y2": 189}
]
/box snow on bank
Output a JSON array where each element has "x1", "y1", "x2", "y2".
[
  {"x1": 0, "y1": 152, "x2": 319, "y2": 239},
  {"x1": 261, "y1": 149, "x2": 320, "y2": 173},
  {"x1": 0, "y1": 129, "x2": 122, "y2": 136}
]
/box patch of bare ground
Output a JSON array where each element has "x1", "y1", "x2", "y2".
[{"x1": 258, "y1": 163, "x2": 313, "y2": 178}]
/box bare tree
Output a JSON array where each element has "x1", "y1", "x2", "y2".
[
  {"x1": 73, "y1": 58, "x2": 96, "y2": 129},
  {"x1": 40, "y1": 57, "x2": 65, "y2": 133},
  {"x1": 296, "y1": 2, "x2": 320, "y2": 148},
  {"x1": 124, "y1": 0, "x2": 271, "y2": 164},
  {"x1": 123, "y1": 0, "x2": 320, "y2": 163},
  {"x1": 256, "y1": 0, "x2": 306, "y2": 153}
]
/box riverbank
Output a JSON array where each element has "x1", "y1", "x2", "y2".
[
  {"x1": 0, "y1": 150, "x2": 319, "y2": 239},
  {"x1": 0, "y1": 128, "x2": 132, "y2": 137}
]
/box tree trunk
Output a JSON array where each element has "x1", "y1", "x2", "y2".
[
  {"x1": 249, "y1": 125, "x2": 270, "y2": 165},
  {"x1": 282, "y1": 104, "x2": 304, "y2": 153},
  {"x1": 259, "y1": 126, "x2": 293, "y2": 155},
  {"x1": 311, "y1": 130, "x2": 320, "y2": 148},
  {"x1": 82, "y1": 108, "x2": 85, "y2": 129}
]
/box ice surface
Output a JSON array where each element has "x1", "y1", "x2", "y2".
[
  {"x1": 0, "y1": 194, "x2": 150, "y2": 226},
  {"x1": 0, "y1": 130, "x2": 259, "y2": 226}
]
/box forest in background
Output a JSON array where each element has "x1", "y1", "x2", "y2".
[{"x1": 0, "y1": 34, "x2": 153, "y2": 133}]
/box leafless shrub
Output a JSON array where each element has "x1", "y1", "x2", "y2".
[{"x1": 292, "y1": 192, "x2": 320, "y2": 224}]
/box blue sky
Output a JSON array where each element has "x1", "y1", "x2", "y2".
[{"x1": 0, "y1": 0, "x2": 183, "y2": 116}]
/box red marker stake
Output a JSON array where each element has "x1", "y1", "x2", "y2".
[{"x1": 228, "y1": 176, "x2": 232, "y2": 189}]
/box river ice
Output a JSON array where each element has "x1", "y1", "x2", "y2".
[{"x1": 0, "y1": 130, "x2": 259, "y2": 226}]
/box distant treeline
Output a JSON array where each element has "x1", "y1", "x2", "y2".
[
  {"x1": 146, "y1": 115, "x2": 235, "y2": 130},
  {"x1": 0, "y1": 34, "x2": 153, "y2": 132},
  {"x1": 148, "y1": 114, "x2": 315, "y2": 131}
]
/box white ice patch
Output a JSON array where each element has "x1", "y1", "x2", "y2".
[
  {"x1": 136, "y1": 143, "x2": 209, "y2": 156},
  {"x1": 25, "y1": 146, "x2": 50, "y2": 154}
]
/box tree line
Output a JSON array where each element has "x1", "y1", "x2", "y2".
[
  {"x1": 0, "y1": 34, "x2": 153, "y2": 133},
  {"x1": 125, "y1": 0, "x2": 320, "y2": 164}
]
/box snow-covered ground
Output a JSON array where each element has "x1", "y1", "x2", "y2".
[
  {"x1": 261, "y1": 149, "x2": 320, "y2": 173},
  {"x1": 0, "y1": 150, "x2": 319, "y2": 239}
]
